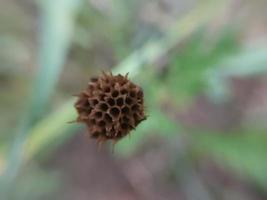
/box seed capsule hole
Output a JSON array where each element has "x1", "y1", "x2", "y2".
[
  {"x1": 92, "y1": 99, "x2": 99, "y2": 106},
  {"x1": 116, "y1": 97, "x2": 124, "y2": 107},
  {"x1": 104, "y1": 113, "x2": 112, "y2": 123},
  {"x1": 125, "y1": 97, "x2": 132, "y2": 105},
  {"x1": 111, "y1": 90, "x2": 119, "y2": 98},
  {"x1": 122, "y1": 116, "x2": 129, "y2": 123},
  {"x1": 95, "y1": 111, "x2": 102, "y2": 119},
  {"x1": 104, "y1": 87, "x2": 111, "y2": 93},
  {"x1": 98, "y1": 120, "x2": 106, "y2": 127},
  {"x1": 121, "y1": 106, "x2": 130, "y2": 114},
  {"x1": 130, "y1": 91, "x2": 136, "y2": 98},
  {"x1": 99, "y1": 94, "x2": 105, "y2": 100},
  {"x1": 120, "y1": 89, "x2": 127, "y2": 95},
  {"x1": 110, "y1": 107, "x2": 120, "y2": 117},
  {"x1": 131, "y1": 104, "x2": 139, "y2": 112},
  {"x1": 99, "y1": 103, "x2": 108, "y2": 111},
  {"x1": 107, "y1": 98, "x2": 115, "y2": 106}
]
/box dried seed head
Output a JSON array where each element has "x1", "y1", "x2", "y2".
[{"x1": 74, "y1": 72, "x2": 146, "y2": 143}]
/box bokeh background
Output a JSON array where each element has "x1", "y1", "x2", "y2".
[{"x1": 1, "y1": 0, "x2": 267, "y2": 199}]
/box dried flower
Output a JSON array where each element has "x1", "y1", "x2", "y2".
[{"x1": 74, "y1": 72, "x2": 146, "y2": 144}]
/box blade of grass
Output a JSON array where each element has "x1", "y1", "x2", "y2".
[
  {"x1": 24, "y1": 99, "x2": 78, "y2": 161},
  {"x1": 0, "y1": 0, "x2": 80, "y2": 194}
]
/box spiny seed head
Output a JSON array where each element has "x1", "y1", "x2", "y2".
[{"x1": 74, "y1": 72, "x2": 146, "y2": 143}]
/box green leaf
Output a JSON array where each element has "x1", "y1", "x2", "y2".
[{"x1": 166, "y1": 28, "x2": 239, "y2": 105}]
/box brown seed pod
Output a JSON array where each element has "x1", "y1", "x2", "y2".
[{"x1": 74, "y1": 72, "x2": 146, "y2": 144}]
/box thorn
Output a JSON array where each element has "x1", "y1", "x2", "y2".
[
  {"x1": 82, "y1": 91, "x2": 90, "y2": 96},
  {"x1": 67, "y1": 119, "x2": 77, "y2": 124},
  {"x1": 74, "y1": 104, "x2": 83, "y2": 108},
  {"x1": 97, "y1": 136, "x2": 106, "y2": 151},
  {"x1": 125, "y1": 72, "x2": 129, "y2": 78},
  {"x1": 102, "y1": 70, "x2": 108, "y2": 77},
  {"x1": 111, "y1": 140, "x2": 117, "y2": 154},
  {"x1": 90, "y1": 77, "x2": 98, "y2": 83},
  {"x1": 97, "y1": 138, "x2": 103, "y2": 151}
]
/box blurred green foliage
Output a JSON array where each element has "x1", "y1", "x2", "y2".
[
  {"x1": 194, "y1": 131, "x2": 267, "y2": 189},
  {"x1": 1, "y1": 0, "x2": 267, "y2": 199},
  {"x1": 166, "y1": 28, "x2": 239, "y2": 105}
]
